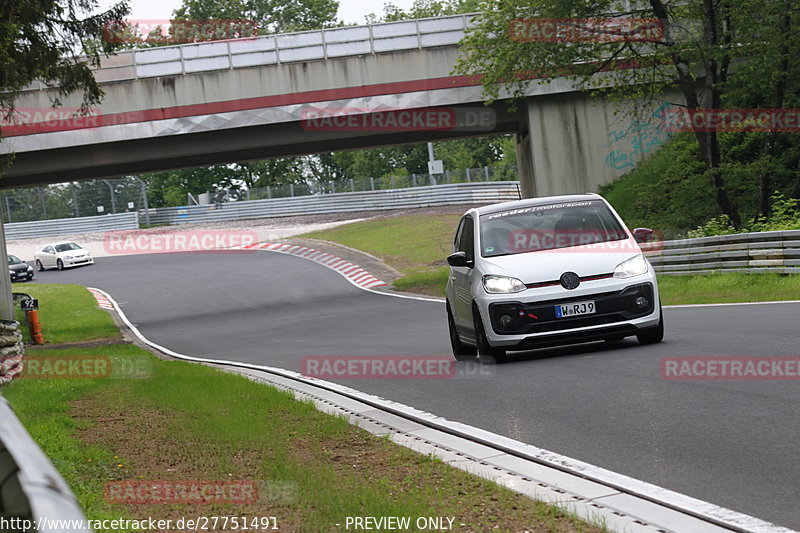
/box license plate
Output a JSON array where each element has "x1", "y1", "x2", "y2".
[{"x1": 555, "y1": 301, "x2": 596, "y2": 318}]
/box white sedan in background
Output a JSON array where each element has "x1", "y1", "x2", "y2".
[{"x1": 34, "y1": 242, "x2": 94, "y2": 271}]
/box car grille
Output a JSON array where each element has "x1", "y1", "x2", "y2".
[{"x1": 489, "y1": 283, "x2": 655, "y2": 335}]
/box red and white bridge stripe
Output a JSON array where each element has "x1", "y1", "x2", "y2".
[{"x1": 242, "y1": 243, "x2": 388, "y2": 290}]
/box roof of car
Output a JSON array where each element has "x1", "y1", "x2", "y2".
[{"x1": 473, "y1": 193, "x2": 603, "y2": 216}]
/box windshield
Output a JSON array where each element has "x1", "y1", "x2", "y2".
[
  {"x1": 55, "y1": 243, "x2": 82, "y2": 253},
  {"x1": 7, "y1": 255, "x2": 22, "y2": 264},
  {"x1": 479, "y1": 200, "x2": 628, "y2": 258}
]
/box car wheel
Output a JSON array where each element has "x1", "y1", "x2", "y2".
[
  {"x1": 637, "y1": 311, "x2": 664, "y2": 345},
  {"x1": 35, "y1": 260, "x2": 45, "y2": 272},
  {"x1": 473, "y1": 306, "x2": 506, "y2": 364},
  {"x1": 56, "y1": 259, "x2": 64, "y2": 271},
  {"x1": 447, "y1": 302, "x2": 477, "y2": 360},
  {"x1": 27, "y1": 272, "x2": 34, "y2": 281}
]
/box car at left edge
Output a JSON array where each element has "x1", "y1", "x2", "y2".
[{"x1": 8, "y1": 255, "x2": 34, "y2": 282}]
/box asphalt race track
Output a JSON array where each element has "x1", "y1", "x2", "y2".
[{"x1": 32, "y1": 251, "x2": 800, "y2": 530}]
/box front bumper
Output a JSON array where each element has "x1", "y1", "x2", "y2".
[
  {"x1": 64, "y1": 257, "x2": 94, "y2": 267},
  {"x1": 9, "y1": 270, "x2": 32, "y2": 281},
  {"x1": 476, "y1": 276, "x2": 661, "y2": 349}
]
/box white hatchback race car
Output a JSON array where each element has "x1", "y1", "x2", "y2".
[
  {"x1": 445, "y1": 194, "x2": 663, "y2": 363},
  {"x1": 34, "y1": 242, "x2": 94, "y2": 271}
]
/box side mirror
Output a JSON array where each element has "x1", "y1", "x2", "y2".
[
  {"x1": 447, "y1": 251, "x2": 473, "y2": 268},
  {"x1": 632, "y1": 227, "x2": 654, "y2": 243}
]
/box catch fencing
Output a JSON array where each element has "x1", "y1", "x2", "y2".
[
  {"x1": 0, "y1": 397, "x2": 91, "y2": 532},
  {"x1": 642, "y1": 230, "x2": 800, "y2": 274},
  {"x1": 4, "y1": 212, "x2": 139, "y2": 241},
  {"x1": 144, "y1": 181, "x2": 520, "y2": 226}
]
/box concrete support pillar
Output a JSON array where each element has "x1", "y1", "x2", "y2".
[{"x1": 515, "y1": 92, "x2": 674, "y2": 198}]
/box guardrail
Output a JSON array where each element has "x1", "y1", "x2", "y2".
[
  {"x1": 0, "y1": 397, "x2": 91, "y2": 532},
  {"x1": 23, "y1": 13, "x2": 474, "y2": 88},
  {"x1": 4, "y1": 212, "x2": 139, "y2": 241},
  {"x1": 642, "y1": 230, "x2": 800, "y2": 275},
  {"x1": 143, "y1": 181, "x2": 520, "y2": 226}
]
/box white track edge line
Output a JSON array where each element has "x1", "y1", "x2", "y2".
[{"x1": 89, "y1": 286, "x2": 796, "y2": 533}]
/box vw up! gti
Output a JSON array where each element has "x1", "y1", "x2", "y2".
[{"x1": 445, "y1": 194, "x2": 663, "y2": 363}]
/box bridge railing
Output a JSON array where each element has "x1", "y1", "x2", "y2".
[{"x1": 24, "y1": 14, "x2": 476, "y2": 89}]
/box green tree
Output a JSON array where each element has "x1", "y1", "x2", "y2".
[
  {"x1": 455, "y1": 0, "x2": 800, "y2": 226},
  {"x1": 173, "y1": 0, "x2": 339, "y2": 34},
  {"x1": 381, "y1": 0, "x2": 483, "y2": 21},
  {"x1": 0, "y1": 0, "x2": 130, "y2": 118}
]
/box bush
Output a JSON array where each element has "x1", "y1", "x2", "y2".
[{"x1": 687, "y1": 193, "x2": 800, "y2": 237}]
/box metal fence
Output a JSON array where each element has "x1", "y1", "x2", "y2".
[
  {"x1": 0, "y1": 176, "x2": 148, "y2": 225},
  {"x1": 214, "y1": 165, "x2": 518, "y2": 202},
  {"x1": 642, "y1": 230, "x2": 800, "y2": 274},
  {"x1": 146, "y1": 181, "x2": 521, "y2": 226},
  {"x1": 0, "y1": 397, "x2": 91, "y2": 532},
  {"x1": 4, "y1": 212, "x2": 138, "y2": 241}
]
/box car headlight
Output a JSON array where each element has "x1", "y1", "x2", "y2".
[
  {"x1": 482, "y1": 275, "x2": 527, "y2": 294},
  {"x1": 64, "y1": 255, "x2": 73, "y2": 260},
  {"x1": 8, "y1": 270, "x2": 13, "y2": 275},
  {"x1": 614, "y1": 254, "x2": 649, "y2": 278},
  {"x1": 26, "y1": 266, "x2": 33, "y2": 271}
]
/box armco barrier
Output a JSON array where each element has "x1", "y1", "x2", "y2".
[
  {"x1": 642, "y1": 230, "x2": 800, "y2": 275},
  {"x1": 142, "y1": 181, "x2": 520, "y2": 226},
  {"x1": 4, "y1": 212, "x2": 139, "y2": 241},
  {"x1": 0, "y1": 397, "x2": 91, "y2": 532}
]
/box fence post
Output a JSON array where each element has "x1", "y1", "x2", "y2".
[
  {"x1": 290, "y1": 183, "x2": 294, "y2": 197},
  {"x1": 133, "y1": 175, "x2": 150, "y2": 227},
  {"x1": 267, "y1": 186, "x2": 272, "y2": 199},
  {"x1": 466, "y1": 169, "x2": 471, "y2": 182},
  {"x1": 484, "y1": 166, "x2": 490, "y2": 181},
  {"x1": 102, "y1": 179, "x2": 117, "y2": 213},
  {"x1": 350, "y1": 179, "x2": 355, "y2": 192},
  {"x1": 391, "y1": 176, "x2": 396, "y2": 189},
  {"x1": 38, "y1": 187, "x2": 47, "y2": 220},
  {"x1": 72, "y1": 187, "x2": 79, "y2": 217},
  {"x1": 370, "y1": 177, "x2": 375, "y2": 191},
  {"x1": 4, "y1": 195, "x2": 11, "y2": 223},
  {"x1": 412, "y1": 174, "x2": 417, "y2": 187}
]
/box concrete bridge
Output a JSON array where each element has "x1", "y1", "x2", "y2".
[{"x1": 0, "y1": 14, "x2": 671, "y2": 197}]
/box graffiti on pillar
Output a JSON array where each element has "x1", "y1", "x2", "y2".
[{"x1": 604, "y1": 102, "x2": 672, "y2": 171}]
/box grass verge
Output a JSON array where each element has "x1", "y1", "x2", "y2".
[
  {"x1": 12, "y1": 283, "x2": 119, "y2": 343},
  {"x1": 656, "y1": 273, "x2": 800, "y2": 305},
  {"x1": 301, "y1": 213, "x2": 800, "y2": 303},
  {"x1": 1, "y1": 285, "x2": 604, "y2": 533}
]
